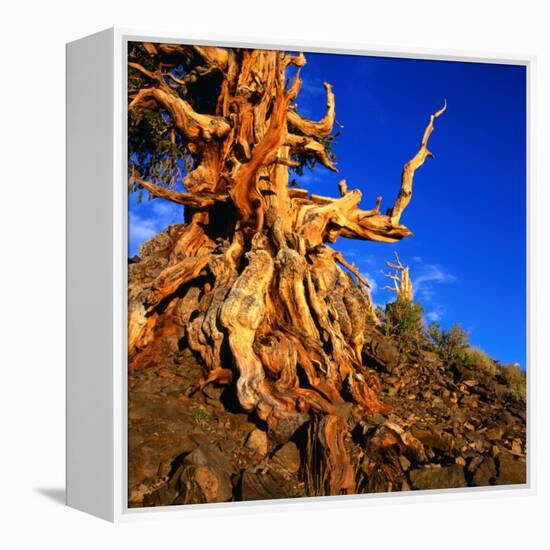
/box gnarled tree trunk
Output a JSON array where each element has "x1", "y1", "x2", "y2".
[{"x1": 127, "y1": 43, "x2": 445, "y2": 495}]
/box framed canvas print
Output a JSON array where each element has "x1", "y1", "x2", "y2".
[{"x1": 66, "y1": 28, "x2": 533, "y2": 522}]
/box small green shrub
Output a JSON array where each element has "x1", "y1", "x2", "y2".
[
  {"x1": 461, "y1": 346, "x2": 498, "y2": 376},
  {"x1": 501, "y1": 363, "x2": 527, "y2": 401},
  {"x1": 426, "y1": 322, "x2": 469, "y2": 364},
  {"x1": 189, "y1": 409, "x2": 211, "y2": 423},
  {"x1": 384, "y1": 298, "x2": 424, "y2": 337}
]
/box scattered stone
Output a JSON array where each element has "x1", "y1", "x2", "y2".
[{"x1": 127, "y1": 258, "x2": 527, "y2": 507}]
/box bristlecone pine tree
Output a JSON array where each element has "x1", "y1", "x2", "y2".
[{"x1": 127, "y1": 42, "x2": 446, "y2": 495}]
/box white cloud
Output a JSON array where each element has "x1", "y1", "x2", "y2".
[
  {"x1": 419, "y1": 288, "x2": 435, "y2": 300},
  {"x1": 151, "y1": 200, "x2": 183, "y2": 223},
  {"x1": 409, "y1": 263, "x2": 455, "y2": 324},
  {"x1": 425, "y1": 309, "x2": 444, "y2": 323},
  {"x1": 295, "y1": 171, "x2": 328, "y2": 187},
  {"x1": 361, "y1": 272, "x2": 378, "y2": 295},
  {"x1": 129, "y1": 213, "x2": 157, "y2": 244},
  {"x1": 413, "y1": 264, "x2": 456, "y2": 302},
  {"x1": 129, "y1": 199, "x2": 184, "y2": 256}
]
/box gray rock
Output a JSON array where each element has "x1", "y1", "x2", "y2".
[
  {"x1": 363, "y1": 328, "x2": 400, "y2": 371},
  {"x1": 496, "y1": 452, "x2": 526, "y2": 485},
  {"x1": 241, "y1": 469, "x2": 300, "y2": 501},
  {"x1": 409, "y1": 465, "x2": 467, "y2": 490},
  {"x1": 411, "y1": 426, "x2": 453, "y2": 452},
  {"x1": 472, "y1": 457, "x2": 497, "y2": 486},
  {"x1": 272, "y1": 442, "x2": 301, "y2": 474}
]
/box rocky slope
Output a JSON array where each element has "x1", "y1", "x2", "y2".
[{"x1": 128, "y1": 227, "x2": 527, "y2": 507}]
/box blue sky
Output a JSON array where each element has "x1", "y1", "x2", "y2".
[{"x1": 129, "y1": 52, "x2": 526, "y2": 368}]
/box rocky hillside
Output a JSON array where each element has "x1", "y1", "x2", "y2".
[{"x1": 128, "y1": 226, "x2": 527, "y2": 507}]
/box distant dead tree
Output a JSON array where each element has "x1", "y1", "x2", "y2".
[{"x1": 384, "y1": 252, "x2": 413, "y2": 303}]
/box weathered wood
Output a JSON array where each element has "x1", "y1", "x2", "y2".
[
  {"x1": 384, "y1": 252, "x2": 413, "y2": 302},
  {"x1": 391, "y1": 101, "x2": 447, "y2": 224},
  {"x1": 128, "y1": 85, "x2": 231, "y2": 142},
  {"x1": 287, "y1": 82, "x2": 335, "y2": 138},
  {"x1": 133, "y1": 174, "x2": 229, "y2": 209},
  {"x1": 128, "y1": 43, "x2": 445, "y2": 495}
]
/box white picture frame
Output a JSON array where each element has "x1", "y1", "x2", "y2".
[{"x1": 66, "y1": 27, "x2": 536, "y2": 522}]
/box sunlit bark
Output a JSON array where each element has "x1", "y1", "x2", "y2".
[{"x1": 128, "y1": 44, "x2": 445, "y2": 495}]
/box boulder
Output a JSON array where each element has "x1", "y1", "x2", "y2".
[
  {"x1": 472, "y1": 457, "x2": 497, "y2": 486},
  {"x1": 272, "y1": 442, "x2": 301, "y2": 474},
  {"x1": 496, "y1": 452, "x2": 526, "y2": 485},
  {"x1": 363, "y1": 328, "x2": 400, "y2": 371},
  {"x1": 409, "y1": 465, "x2": 467, "y2": 490},
  {"x1": 241, "y1": 469, "x2": 300, "y2": 501},
  {"x1": 175, "y1": 435, "x2": 235, "y2": 503},
  {"x1": 411, "y1": 426, "x2": 453, "y2": 452},
  {"x1": 168, "y1": 462, "x2": 233, "y2": 505},
  {"x1": 194, "y1": 465, "x2": 233, "y2": 503}
]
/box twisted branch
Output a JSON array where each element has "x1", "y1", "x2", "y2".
[
  {"x1": 132, "y1": 174, "x2": 229, "y2": 209},
  {"x1": 390, "y1": 100, "x2": 447, "y2": 224},
  {"x1": 287, "y1": 82, "x2": 335, "y2": 138}
]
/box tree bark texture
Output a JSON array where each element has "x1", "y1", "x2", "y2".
[{"x1": 128, "y1": 43, "x2": 445, "y2": 495}]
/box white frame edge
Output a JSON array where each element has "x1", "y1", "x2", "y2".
[{"x1": 67, "y1": 26, "x2": 536, "y2": 523}]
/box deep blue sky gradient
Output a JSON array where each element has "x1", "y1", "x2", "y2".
[{"x1": 129, "y1": 52, "x2": 526, "y2": 368}]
